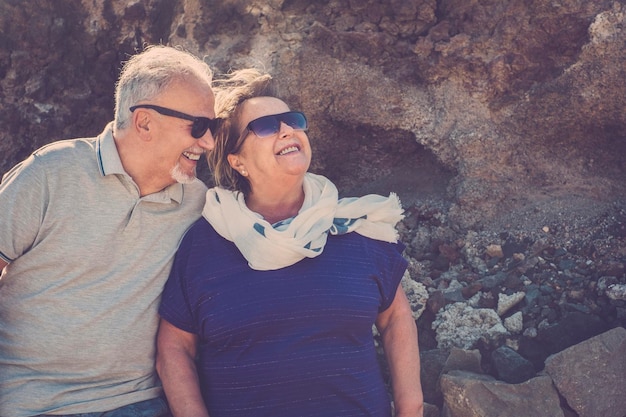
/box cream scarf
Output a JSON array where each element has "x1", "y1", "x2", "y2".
[{"x1": 202, "y1": 173, "x2": 404, "y2": 270}]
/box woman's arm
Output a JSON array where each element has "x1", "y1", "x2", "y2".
[
  {"x1": 156, "y1": 318, "x2": 210, "y2": 417},
  {"x1": 375, "y1": 286, "x2": 424, "y2": 417}
]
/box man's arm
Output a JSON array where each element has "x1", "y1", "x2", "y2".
[
  {"x1": 376, "y1": 286, "x2": 424, "y2": 417},
  {"x1": 156, "y1": 319, "x2": 210, "y2": 417}
]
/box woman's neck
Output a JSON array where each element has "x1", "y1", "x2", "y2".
[{"x1": 246, "y1": 179, "x2": 305, "y2": 224}]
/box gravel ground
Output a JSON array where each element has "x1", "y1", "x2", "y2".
[{"x1": 397, "y1": 195, "x2": 626, "y2": 372}]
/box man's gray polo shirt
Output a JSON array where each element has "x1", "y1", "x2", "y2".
[{"x1": 0, "y1": 123, "x2": 208, "y2": 416}]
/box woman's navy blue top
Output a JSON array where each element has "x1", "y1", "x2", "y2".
[{"x1": 159, "y1": 218, "x2": 408, "y2": 417}]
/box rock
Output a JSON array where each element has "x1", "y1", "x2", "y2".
[
  {"x1": 535, "y1": 312, "x2": 612, "y2": 356},
  {"x1": 423, "y1": 402, "x2": 440, "y2": 417},
  {"x1": 420, "y1": 349, "x2": 450, "y2": 406},
  {"x1": 502, "y1": 240, "x2": 527, "y2": 258},
  {"x1": 426, "y1": 290, "x2": 446, "y2": 315},
  {"x1": 606, "y1": 283, "x2": 626, "y2": 301},
  {"x1": 597, "y1": 276, "x2": 620, "y2": 293},
  {"x1": 490, "y1": 345, "x2": 536, "y2": 384},
  {"x1": 476, "y1": 272, "x2": 507, "y2": 291},
  {"x1": 442, "y1": 288, "x2": 466, "y2": 303},
  {"x1": 544, "y1": 327, "x2": 626, "y2": 417},
  {"x1": 517, "y1": 312, "x2": 613, "y2": 370},
  {"x1": 442, "y1": 348, "x2": 483, "y2": 375},
  {"x1": 597, "y1": 261, "x2": 626, "y2": 278},
  {"x1": 401, "y1": 271, "x2": 429, "y2": 320},
  {"x1": 432, "y1": 302, "x2": 508, "y2": 349},
  {"x1": 503, "y1": 311, "x2": 523, "y2": 334},
  {"x1": 440, "y1": 371, "x2": 564, "y2": 417},
  {"x1": 497, "y1": 292, "x2": 525, "y2": 316},
  {"x1": 410, "y1": 226, "x2": 433, "y2": 260},
  {"x1": 485, "y1": 244, "x2": 504, "y2": 258}
]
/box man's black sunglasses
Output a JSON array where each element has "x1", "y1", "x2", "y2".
[
  {"x1": 129, "y1": 104, "x2": 219, "y2": 138},
  {"x1": 245, "y1": 111, "x2": 308, "y2": 138}
]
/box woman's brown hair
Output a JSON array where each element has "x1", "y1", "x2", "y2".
[{"x1": 208, "y1": 69, "x2": 276, "y2": 196}]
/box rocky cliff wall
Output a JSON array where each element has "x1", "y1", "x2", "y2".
[{"x1": 1, "y1": 0, "x2": 624, "y2": 229}]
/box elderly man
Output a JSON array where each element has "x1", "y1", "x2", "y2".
[{"x1": 0, "y1": 45, "x2": 217, "y2": 417}]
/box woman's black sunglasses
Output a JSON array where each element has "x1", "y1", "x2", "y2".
[
  {"x1": 129, "y1": 104, "x2": 219, "y2": 138},
  {"x1": 245, "y1": 111, "x2": 308, "y2": 138}
]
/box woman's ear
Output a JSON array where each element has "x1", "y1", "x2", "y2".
[{"x1": 228, "y1": 154, "x2": 247, "y2": 176}]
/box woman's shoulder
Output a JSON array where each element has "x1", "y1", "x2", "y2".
[
  {"x1": 329, "y1": 231, "x2": 405, "y2": 251},
  {"x1": 184, "y1": 217, "x2": 225, "y2": 243},
  {"x1": 177, "y1": 217, "x2": 247, "y2": 270}
]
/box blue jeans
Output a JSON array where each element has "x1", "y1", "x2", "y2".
[{"x1": 34, "y1": 397, "x2": 170, "y2": 417}]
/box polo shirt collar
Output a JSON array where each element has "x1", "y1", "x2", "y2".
[{"x1": 95, "y1": 122, "x2": 184, "y2": 203}]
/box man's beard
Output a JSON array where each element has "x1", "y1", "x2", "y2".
[{"x1": 171, "y1": 162, "x2": 196, "y2": 184}]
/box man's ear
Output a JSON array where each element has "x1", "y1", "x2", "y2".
[{"x1": 133, "y1": 110, "x2": 152, "y2": 140}]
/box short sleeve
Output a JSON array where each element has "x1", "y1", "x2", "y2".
[
  {"x1": 0, "y1": 154, "x2": 48, "y2": 262},
  {"x1": 370, "y1": 241, "x2": 408, "y2": 312},
  {"x1": 159, "y1": 234, "x2": 198, "y2": 334}
]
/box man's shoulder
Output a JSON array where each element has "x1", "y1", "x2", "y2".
[
  {"x1": 185, "y1": 178, "x2": 209, "y2": 193},
  {"x1": 32, "y1": 137, "x2": 97, "y2": 162},
  {"x1": 181, "y1": 179, "x2": 208, "y2": 206},
  {"x1": 2, "y1": 137, "x2": 98, "y2": 182}
]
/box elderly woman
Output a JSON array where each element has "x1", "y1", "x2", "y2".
[{"x1": 156, "y1": 70, "x2": 424, "y2": 417}]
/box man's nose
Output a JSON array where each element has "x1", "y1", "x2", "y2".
[{"x1": 197, "y1": 132, "x2": 215, "y2": 150}]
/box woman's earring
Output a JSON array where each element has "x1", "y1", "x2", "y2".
[{"x1": 241, "y1": 169, "x2": 247, "y2": 176}]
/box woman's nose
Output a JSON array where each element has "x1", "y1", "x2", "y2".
[{"x1": 278, "y1": 122, "x2": 294, "y2": 138}]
